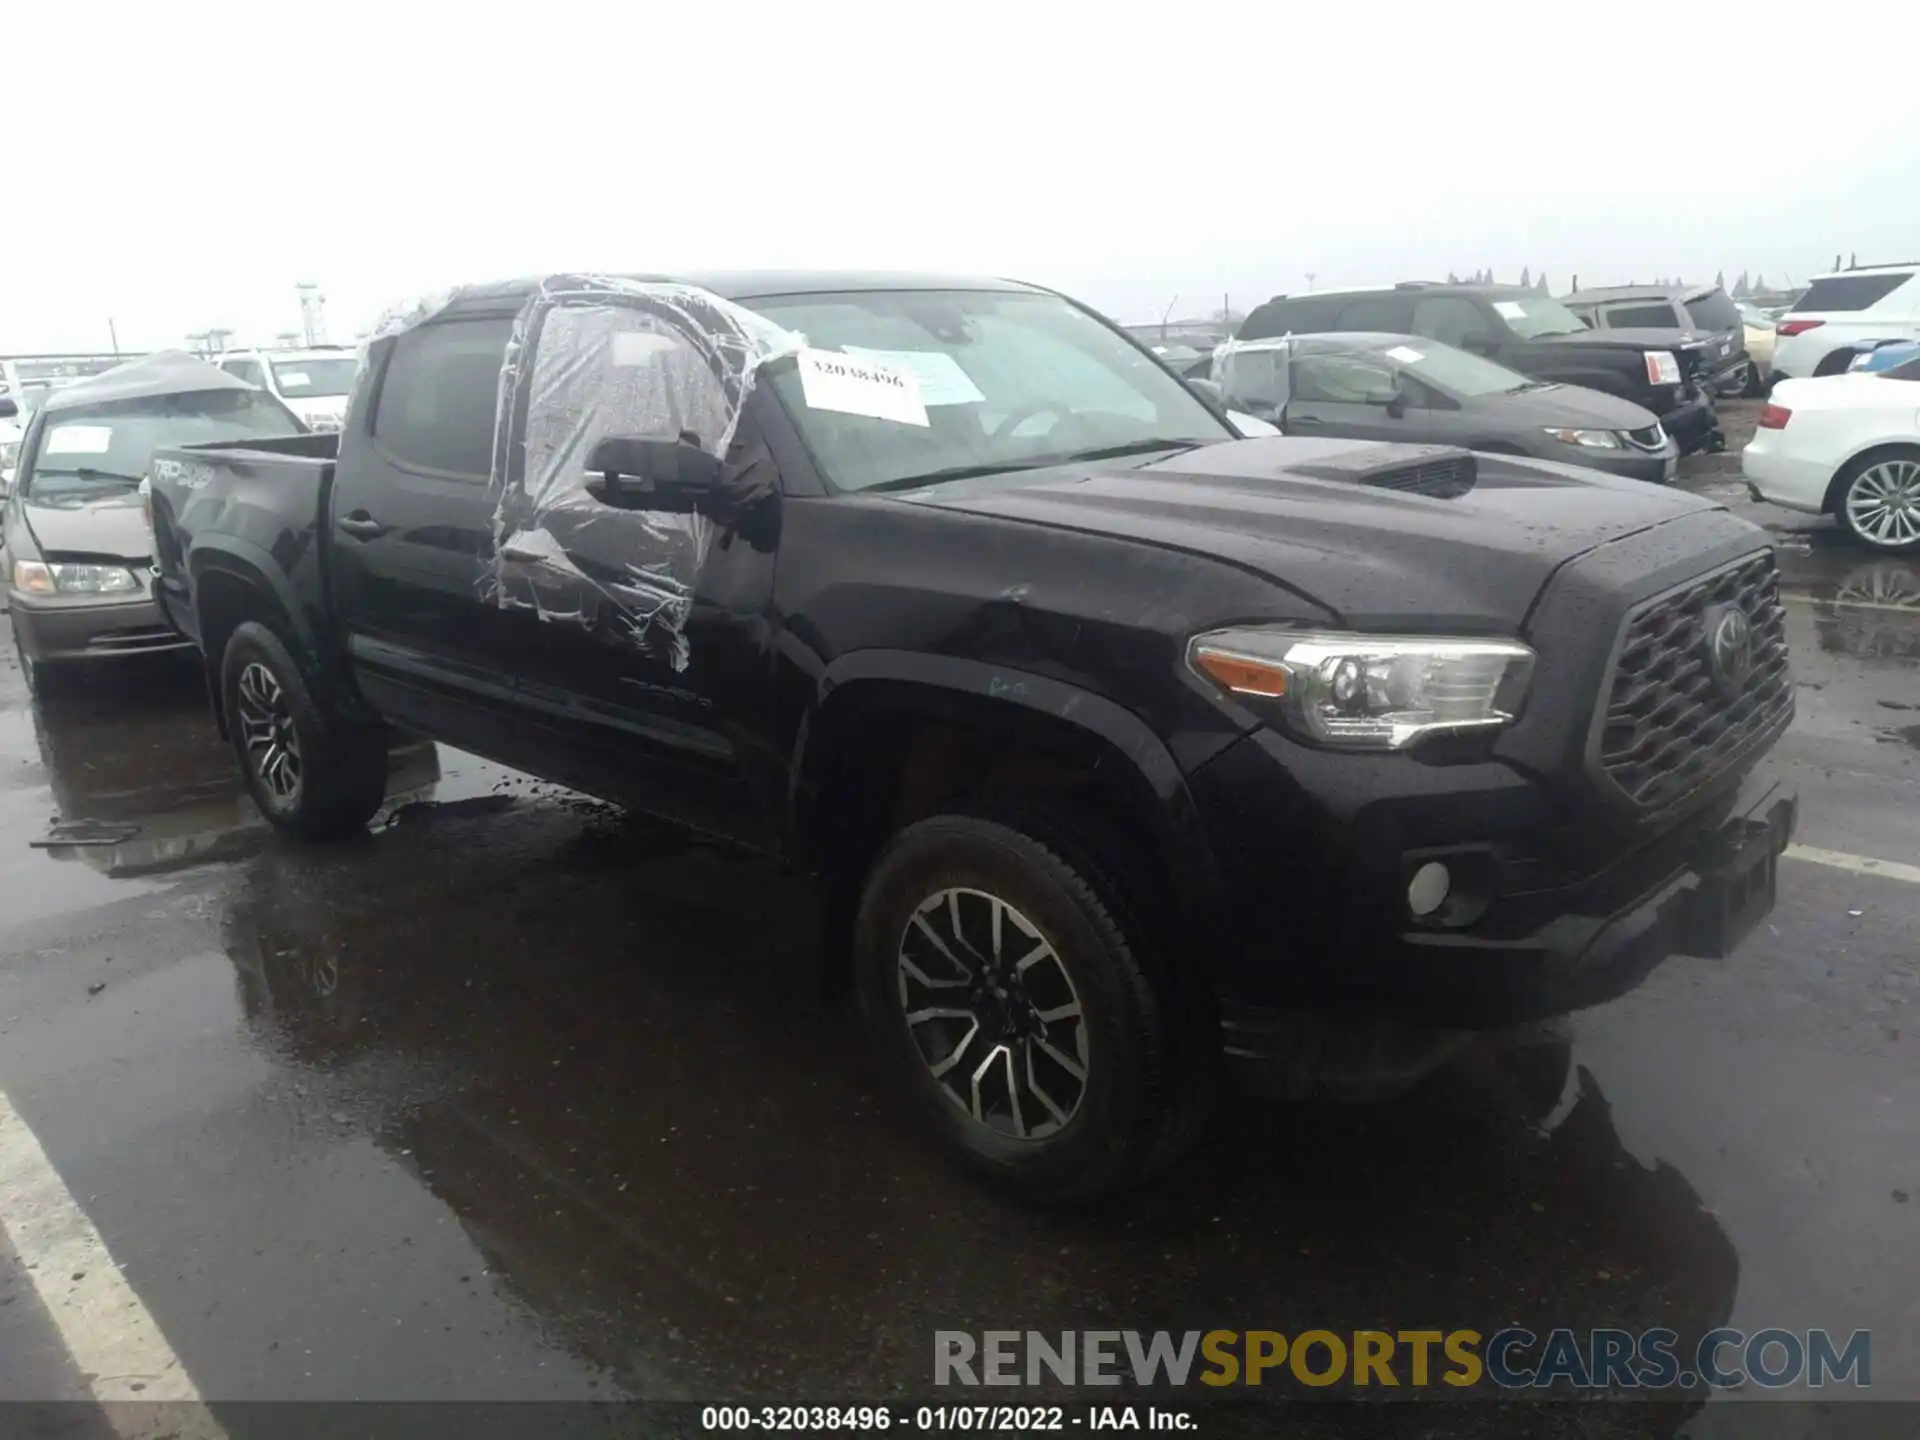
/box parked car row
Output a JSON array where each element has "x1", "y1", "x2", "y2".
[
  {"x1": 1231, "y1": 280, "x2": 1728, "y2": 455},
  {"x1": 108, "y1": 268, "x2": 1798, "y2": 1201}
]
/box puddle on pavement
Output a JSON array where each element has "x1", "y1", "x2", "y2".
[{"x1": 13, "y1": 656, "x2": 530, "y2": 880}]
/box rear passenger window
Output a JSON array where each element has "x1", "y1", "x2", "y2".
[
  {"x1": 1794, "y1": 272, "x2": 1915, "y2": 313},
  {"x1": 372, "y1": 317, "x2": 514, "y2": 477},
  {"x1": 1239, "y1": 296, "x2": 1342, "y2": 340},
  {"x1": 1337, "y1": 296, "x2": 1414, "y2": 331},
  {"x1": 1602, "y1": 303, "x2": 1681, "y2": 328},
  {"x1": 1411, "y1": 297, "x2": 1493, "y2": 348},
  {"x1": 222, "y1": 359, "x2": 265, "y2": 387}
]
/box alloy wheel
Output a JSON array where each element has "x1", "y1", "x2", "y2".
[
  {"x1": 1845, "y1": 459, "x2": 1920, "y2": 547},
  {"x1": 236, "y1": 661, "x2": 303, "y2": 805},
  {"x1": 896, "y1": 888, "x2": 1090, "y2": 1140}
]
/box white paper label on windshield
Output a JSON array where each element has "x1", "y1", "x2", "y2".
[
  {"x1": 843, "y1": 347, "x2": 985, "y2": 406},
  {"x1": 1492, "y1": 301, "x2": 1527, "y2": 320},
  {"x1": 795, "y1": 349, "x2": 928, "y2": 426},
  {"x1": 1386, "y1": 345, "x2": 1424, "y2": 364},
  {"x1": 276, "y1": 371, "x2": 311, "y2": 387},
  {"x1": 44, "y1": 425, "x2": 114, "y2": 455}
]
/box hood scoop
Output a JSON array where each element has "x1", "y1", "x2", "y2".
[{"x1": 1285, "y1": 445, "x2": 1479, "y2": 500}]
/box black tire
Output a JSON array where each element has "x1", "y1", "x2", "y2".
[
  {"x1": 854, "y1": 812, "x2": 1208, "y2": 1203},
  {"x1": 1743, "y1": 361, "x2": 1768, "y2": 399},
  {"x1": 220, "y1": 621, "x2": 388, "y2": 839},
  {"x1": 1831, "y1": 446, "x2": 1920, "y2": 554}
]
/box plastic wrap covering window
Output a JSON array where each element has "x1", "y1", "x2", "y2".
[
  {"x1": 488, "y1": 276, "x2": 800, "y2": 672},
  {"x1": 1209, "y1": 336, "x2": 1293, "y2": 420}
]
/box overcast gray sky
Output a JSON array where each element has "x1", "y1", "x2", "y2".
[{"x1": 6, "y1": 0, "x2": 1917, "y2": 352}]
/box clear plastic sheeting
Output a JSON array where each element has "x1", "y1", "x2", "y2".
[
  {"x1": 487, "y1": 275, "x2": 800, "y2": 672},
  {"x1": 1208, "y1": 335, "x2": 1294, "y2": 420}
]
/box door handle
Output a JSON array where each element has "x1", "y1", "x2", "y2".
[{"x1": 338, "y1": 513, "x2": 391, "y2": 540}]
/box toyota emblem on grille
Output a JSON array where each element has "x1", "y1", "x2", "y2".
[{"x1": 1704, "y1": 604, "x2": 1754, "y2": 695}]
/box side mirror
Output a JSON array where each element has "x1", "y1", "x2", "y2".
[
  {"x1": 1460, "y1": 334, "x2": 1496, "y2": 357},
  {"x1": 0, "y1": 395, "x2": 17, "y2": 419},
  {"x1": 584, "y1": 433, "x2": 723, "y2": 513},
  {"x1": 1363, "y1": 384, "x2": 1409, "y2": 418},
  {"x1": 1186, "y1": 377, "x2": 1226, "y2": 407}
]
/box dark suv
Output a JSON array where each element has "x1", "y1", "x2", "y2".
[
  {"x1": 1239, "y1": 282, "x2": 1724, "y2": 454},
  {"x1": 1565, "y1": 284, "x2": 1753, "y2": 396}
]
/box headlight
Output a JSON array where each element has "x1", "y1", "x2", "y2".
[
  {"x1": 10, "y1": 559, "x2": 141, "y2": 595},
  {"x1": 1188, "y1": 629, "x2": 1535, "y2": 750},
  {"x1": 1643, "y1": 351, "x2": 1682, "y2": 386},
  {"x1": 1542, "y1": 427, "x2": 1622, "y2": 450},
  {"x1": 1848, "y1": 351, "x2": 1873, "y2": 372}
]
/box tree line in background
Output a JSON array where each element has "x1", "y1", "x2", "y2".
[{"x1": 1448, "y1": 254, "x2": 1872, "y2": 299}]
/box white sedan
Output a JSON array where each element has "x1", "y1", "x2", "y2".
[{"x1": 1742, "y1": 356, "x2": 1920, "y2": 551}]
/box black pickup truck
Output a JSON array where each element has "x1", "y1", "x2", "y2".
[
  {"x1": 148, "y1": 271, "x2": 1796, "y2": 1201},
  {"x1": 1239, "y1": 282, "x2": 1728, "y2": 455}
]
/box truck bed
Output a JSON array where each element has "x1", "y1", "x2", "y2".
[{"x1": 148, "y1": 432, "x2": 343, "y2": 657}]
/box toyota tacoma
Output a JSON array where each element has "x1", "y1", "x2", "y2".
[{"x1": 146, "y1": 271, "x2": 1797, "y2": 1201}]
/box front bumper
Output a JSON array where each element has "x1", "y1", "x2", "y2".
[
  {"x1": 8, "y1": 590, "x2": 193, "y2": 663},
  {"x1": 1656, "y1": 390, "x2": 1721, "y2": 454},
  {"x1": 1564, "y1": 444, "x2": 1679, "y2": 485},
  {"x1": 1187, "y1": 723, "x2": 1796, "y2": 1034}
]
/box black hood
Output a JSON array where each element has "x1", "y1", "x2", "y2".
[
  {"x1": 23, "y1": 491, "x2": 151, "y2": 562},
  {"x1": 1462, "y1": 384, "x2": 1660, "y2": 431},
  {"x1": 910, "y1": 437, "x2": 1724, "y2": 630}
]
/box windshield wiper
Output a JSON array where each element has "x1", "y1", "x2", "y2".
[
  {"x1": 1055, "y1": 438, "x2": 1207, "y2": 463},
  {"x1": 860, "y1": 439, "x2": 1206, "y2": 495},
  {"x1": 33, "y1": 466, "x2": 147, "y2": 487}
]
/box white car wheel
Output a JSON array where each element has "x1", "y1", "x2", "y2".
[{"x1": 1837, "y1": 452, "x2": 1920, "y2": 552}]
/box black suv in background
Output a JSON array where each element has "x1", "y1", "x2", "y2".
[
  {"x1": 1239, "y1": 282, "x2": 1725, "y2": 454},
  {"x1": 1565, "y1": 284, "x2": 1753, "y2": 396}
]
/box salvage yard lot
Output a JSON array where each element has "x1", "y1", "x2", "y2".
[{"x1": 2, "y1": 400, "x2": 1918, "y2": 1431}]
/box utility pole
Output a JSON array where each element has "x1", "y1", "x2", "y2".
[
  {"x1": 1306, "y1": 272, "x2": 1317, "y2": 293},
  {"x1": 107, "y1": 319, "x2": 120, "y2": 357},
  {"x1": 1160, "y1": 294, "x2": 1179, "y2": 342}
]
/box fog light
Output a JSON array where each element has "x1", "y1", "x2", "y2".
[{"x1": 1407, "y1": 862, "x2": 1452, "y2": 918}]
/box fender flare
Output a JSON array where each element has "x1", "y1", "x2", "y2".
[{"x1": 796, "y1": 650, "x2": 1229, "y2": 942}]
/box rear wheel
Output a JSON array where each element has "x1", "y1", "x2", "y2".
[
  {"x1": 1833, "y1": 448, "x2": 1920, "y2": 553},
  {"x1": 855, "y1": 812, "x2": 1209, "y2": 1203},
  {"x1": 220, "y1": 621, "x2": 388, "y2": 839}
]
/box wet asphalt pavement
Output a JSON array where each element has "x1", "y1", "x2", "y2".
[{"x1": 1, "y1": 400, "x2": 1917, "y2": 1437}]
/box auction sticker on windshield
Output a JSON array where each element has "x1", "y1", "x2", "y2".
[
  {"x1": 1386, "y1": 345, "x2": 1424, "y2": 364},
  {"x1": 43, "y1": 425, "x2": 114, "y2": 454},
  {"x1": 1493, "y1": 301, "x2": 1527, "y2": 320},
  {"x1": 797, "y1": 349, "x2": 929, "y2": 426},
  {"x1": 844, "y1": 347, "x2": 986, "y2": 406}
]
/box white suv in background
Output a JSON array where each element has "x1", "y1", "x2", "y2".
[
  {"x1": 1770, "y1": 263, "x2": 1920, "y2": 382},
  {"x1": 214, "y1": 346, "x2": 357, "y2": 432}
]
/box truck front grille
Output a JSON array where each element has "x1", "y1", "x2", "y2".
[{"x1": 1596, "y1": 551, "x2": 1792, "y2": 810}]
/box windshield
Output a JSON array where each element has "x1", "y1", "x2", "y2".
[
  {"x1": 1494, "y1": 295, "x2": 1591, "y2": 340},
  {"x1": 23, "y1": 390, "x2": 302, "y2": 501},
  {"x1": 268, "y1": 357, "x2": 357, "y2": 398},
  {"x1": 1362, "y1": 339, "x2": 1535, "y2": 398},
  {"x1": 746, "y1": 289, "x2": 1234, "y2": 492}
]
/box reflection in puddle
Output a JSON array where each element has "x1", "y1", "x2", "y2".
[
  {"x1": 1784, "y1": 558, "x2": 1920, "y2": 661},
  {"x1": 26, "y1": 659, "x2": 443, "y2": 877}
]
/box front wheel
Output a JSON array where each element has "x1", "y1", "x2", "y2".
[
  {"x1": 854, "y1": 813, "x2": 1208, "y2": 1203},
  {"x1": 221, "y1": 621, "x2": 388, "y2": 839},
  {"x1": 1834, "y1": 449, "x2": 1920, "y2": 553}
]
